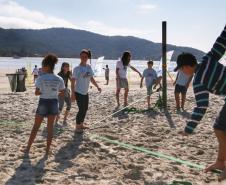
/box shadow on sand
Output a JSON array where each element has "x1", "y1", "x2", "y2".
[
  {"x1": 5, "y1": 155, "x2": 47, "y2": 185},
  {"x1": 54, "y1": 132, "x2": 84, "y2": 172}
]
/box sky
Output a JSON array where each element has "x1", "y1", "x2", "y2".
[{"x1": 0, "y1": 0, "x2": 225, "y2": 52}]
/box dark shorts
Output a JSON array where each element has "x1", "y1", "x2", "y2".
[
  {"x1": 175, "y1": 84, "x2": 187, "y2": 94},
  {"x1": 105, "y1": 76, "x2": 109, "y2": 80},
  {"x1": 214, "y1": 101, "x2": 226, "y2": 131},
  {"x1": 36, "y1": 98, "x2": 59, "y2": 117}
]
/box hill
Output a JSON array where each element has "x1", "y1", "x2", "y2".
[{"x1": 0, "y1": 27, "x2": 205, "y2": 60}]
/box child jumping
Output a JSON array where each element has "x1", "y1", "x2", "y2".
[
  {"x1": 71, "y1": 49, "x2": 101, "y2": 133},
  {"x1": 26, "y1": 54, "x2": 65, "y2": 156},
  {"x1": 55, "y1": 62, "x2": 72, "y2": 125},
  {"x1": 174, "y1": 55, "x2": 194, "y2": 111},
  {"x1": 140, "y1": 60, "x2": 157, "y2": 108},
  {"x1": 116, "y1": 51, "x2": 142, "y2": 107},
  {"x1": 180, "y1": 25, "x2": 226, "y2": 181}
]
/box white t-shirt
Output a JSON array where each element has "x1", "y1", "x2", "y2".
[
  {"x1": 176, "y1": 70, "x2": 191, "y2": 86},
  {"x1": 72, "y1": 64, "x2": 94, "y2": 95},
  {"x1": 116, "y1": 60, "x2": 130, "y2": 79},
  {"x1": 33, "y1": 68, "x2": 39, "y2": 76},
  {"x1": 35, "y1": 73, "x2": 65, "y2": 99},
  {"x1": 143, "y1": 68, "x2": 157, "y2": 87}
]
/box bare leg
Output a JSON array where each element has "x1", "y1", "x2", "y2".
[
  {"x1": 175, "y1": 93, "x2": 180, "y2": 110},
  {"x1": 116, "y1": 89, "x2": 121, "y2": 107},
  {"x1": 147, "y1": 95, "x2": 151, "y2": 109},
  {"x1": 55, "y1": 114, "x2": 60, "y2": 124},
  {"x1": 124, "y1": 88, "x2": 129, "y2": 107},
  {"x1": 46, "y1": 115, "x2": 55, "y2": 155},
  {"x1": 107, "y1": 79, "x2": 109, "y2": 85},
  {"x1": 63, "y1": 110, "x2": 69, "y2": 123},
  {"x1": 181, "y1": 93, "x2": 186, "y2": 110},
  {"x1": 205, "y1": 129, "x2": 226, "y2": 172},
  {"x1": 26, "y1": 115, "x2": 43, "y2": 153}
]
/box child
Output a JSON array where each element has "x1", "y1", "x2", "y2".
[
  {"x1": 140, "y1": 60, "x2": 157, "y2": 108},
  {"x1": 55, "y1": 62, "x2": 72, "y2": 125},
  {"x1": 116, "y1": 51, "x2": 142, "y2": 107},
  {"x1": 26, "y1": 54, "x2": 65, "y2": 156},
  {"x1": 103, "y1": 65, "x2": 110, "y2": 85},
  {"x1": 32, "y1": 65, "x2": 39, "y2": 83},
  {"x1": 180, "y1": 25, "x2": 226, "y2": 181},
  {"x1": 173, "y1": 54, "x2": 194, "y2": 111},
  {"x1": 71, "y1": 49, "x2": 101, "y2": 133}
]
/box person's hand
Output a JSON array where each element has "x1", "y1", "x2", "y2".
[
  {"x1": 59, "y1": 91, "x2": 64, "y2": 97},
  {"x1": 97, "y1": 87, "x2": 102, "y2": 93},
  {"x1": 71, "y1": 93, "x2": 76, "y2": 102},
  {"x1": 140, "y1": 84, "x2": 143, "y2": 88},
  {"x1": 173, "y1": 82, "x2": 176, "y2": 86}
]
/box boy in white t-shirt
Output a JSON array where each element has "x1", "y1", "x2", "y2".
[
  {"x1": 140, "y1": 60, "x2": 157, "y2": 108},
  {"x1": 116, "y1": 51, "x2": 142, "y2": 107}
]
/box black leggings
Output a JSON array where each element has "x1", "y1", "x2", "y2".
[{"x1": 75, "y1": 92, "x2": 89, "y2": 125}]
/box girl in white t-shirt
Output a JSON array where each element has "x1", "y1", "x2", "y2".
[{"x1": 116, "y1": 51, "x2": 142, "y2": 108}]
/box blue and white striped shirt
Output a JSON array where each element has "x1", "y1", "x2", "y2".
[{"x1": 185, "y1": 25, "x2": 226, "y2": 134}]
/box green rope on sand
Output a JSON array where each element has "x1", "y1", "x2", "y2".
[
  {"x1": 91, "y1": 134, "x2": 208, "y2": 171},
  {"x1": 0, "y1": 120, "x2": 19, "y2": 125},
  {"x1": 169, "y1": 181, "x2": 192, "y2": 185}
]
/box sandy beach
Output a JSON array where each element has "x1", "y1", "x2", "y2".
[{"x1": 0, "y1": 70, "x2": 225, "y2": 185}]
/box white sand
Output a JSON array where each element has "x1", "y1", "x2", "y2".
[{"x1": 0, "y1": 71, "x2": 225, "y2": 185}]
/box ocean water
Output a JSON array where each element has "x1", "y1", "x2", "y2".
[{"x1": 0, "y1": 57, "x2": 177, "y2": 75}]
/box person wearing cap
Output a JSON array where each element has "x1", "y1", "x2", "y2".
[
  {"x1": 181, "y1": 25, "x2": 226, "y2": 181},
  {"x1": 173, "y1": 53, "x2": 195, "y2": 111}
]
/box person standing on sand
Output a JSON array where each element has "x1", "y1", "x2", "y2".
[
  {"x1": 32, "y1": 65, "x2": 39, "y2": 83},
  {"x1": 173, "y1": 53, "x2": 194, "y2": 111},
  {"x1": 116, "y1": 51, "x2": 142, "y2": 108},
  {"x1": 140, "y1": 60, "x2": 157, "y2": 109},
  {"x1": 181, "y1": 25, "x2": 226, "y2": 181},
  {"x1": 26, "y1": 54, "x2": 65, "y2": 156},
  {"x1": 103, "y1": 65, "x2": 110, "y2": 85},
  {"x1": 71, "y1": 49, "x2": 101, "y2": 133},
  {"x1": 55, "y1": 62, "x2": 72, "y2": 125}
]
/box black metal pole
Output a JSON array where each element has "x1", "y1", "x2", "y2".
[{"x1": 162, "y1": 21, "x2": 167, "y2": 108}]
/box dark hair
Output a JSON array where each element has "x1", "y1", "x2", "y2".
[
  {"x1": 42, "y1": 54, "x2": 58, "y2": 72},
  {"x1": 174, "y1": 53, "x2": 197, "y2": 72},
  {"x1": 106, "y1": 65, "x2": 108, "y2": 68},
  {"x1": 60, "y1": 62, "x2": 69, "y2": 73},
  {"x1": 121, "y1": 51, "x2": 131, "y2": 66},
  {"x1": 147, "y1": 60, "x2": 154, "y2": 65},
  {"x1": 80, "y1": 49, "x2": 92, "y2": 64},
  {"x1": 35, "y1": 65, "x2": 37, "y2": 68}
]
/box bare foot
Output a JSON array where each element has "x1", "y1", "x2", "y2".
[
  {"x1": 219, "y1": 168, "x2": 226, "y2": 182},
  {"x1": 124, "y1": 103, "x2": 128, "y2": 107},
  {"x1": 81, "y1": 125, "x2": 89, "y2": 129},
  {"x1": 205, "y1": 161, "x2": 225, "y2": 173}
]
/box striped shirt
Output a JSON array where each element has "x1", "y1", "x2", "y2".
[{"x1": 185, "y1": 25, "x2": 226, "y2": 134}]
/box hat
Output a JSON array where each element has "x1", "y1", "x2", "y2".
[{"x1": 174, "y1": 53, "x2": 197, "y2": 72}]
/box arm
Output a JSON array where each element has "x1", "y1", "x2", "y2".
[
  {"x1": 71, "y1": 78, "x2": 76, "y2": 101},
  {"x1": 173, "y1": 72, "x2": 179, "y2": 86},
  {"x1": 116, "y1": 68, "x2": 120, "y2": 79},
  {"x1": 91, "y1": 77, "x2": 101, "y2": 93},
  {"x1": 184, "y1": 82, "x2": 209, "y2": 134},
  {"x1": 35, "y1": 88, "x2": 41, "y2": 96},
  {"x1": 130, "y1": 66, "x2": 142, "y2": 77},
  {"x1": 140, "y1": 77, "x2": 144, "y2": 88},
  {"x1": 204, "y1": 25, "x2": 226, "y2": 63}
]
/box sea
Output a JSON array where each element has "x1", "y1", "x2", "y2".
[{"x1": 0, "y1": 57, "x2": 177, "y2": 76}]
